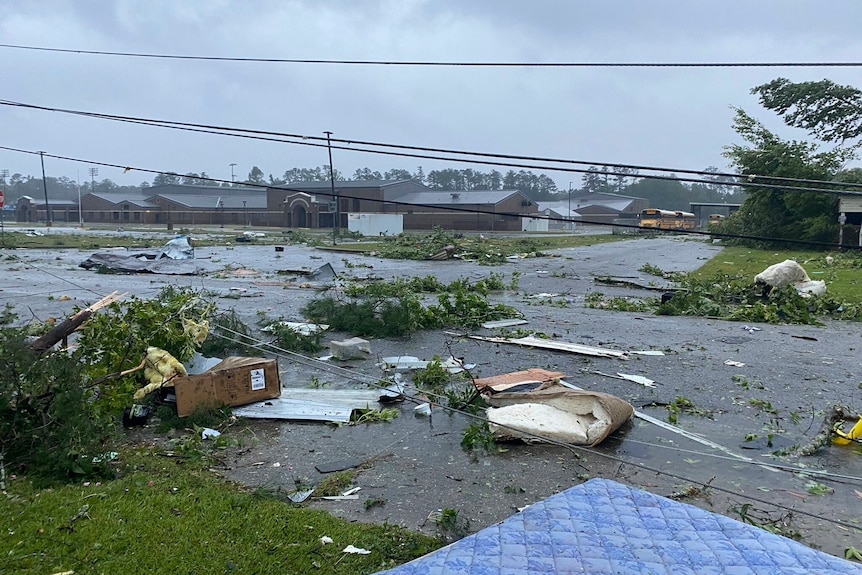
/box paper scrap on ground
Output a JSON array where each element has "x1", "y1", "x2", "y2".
[
  {"x1": 343, "y1": 545, "x2": 371, "y2": 555},
  {"x1": 724, "y1": 360, "x2": 746, "y2": 367}
]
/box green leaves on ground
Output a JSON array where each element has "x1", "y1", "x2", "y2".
[{"x1": 303, "y1": 274, "x2": 522, "y2": 337}]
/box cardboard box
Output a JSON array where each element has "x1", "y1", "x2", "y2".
[{"x1": 171, "y1": 357, "x2": 281, "y2": 417}]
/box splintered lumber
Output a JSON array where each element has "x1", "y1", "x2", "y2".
[{"x1": 29, "y1": 291, "x2": 126, "y2": 353}]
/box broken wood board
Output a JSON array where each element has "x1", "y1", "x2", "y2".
[
  {"x1": 484, "y1": 382, "x2": 634, "y2": 446},
  {"x1": 232, "y1": 389, "x2": 383, "y2": 422},
  {"x1": 473, "y1": 368, "x2": 564, "y2": 394},
  {"x1": 465, "y1": 335, "x2": 628, "y2": 360}
]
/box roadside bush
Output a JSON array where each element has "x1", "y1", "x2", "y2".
[
  {"x1": 0, "y1": 327, "x2": 113, "y2": 481},
  {"x1": 1, "y1": 287, "x2": 217, "y2": 483}
]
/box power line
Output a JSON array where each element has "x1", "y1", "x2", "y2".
[
  {"x1": 2, "y1": 43, "x2": 862, "y2": 68},
  {"x1": 3, "y1": 98, "x2": 862, "y2": 197},
  {"x1": 1, "y1": 143, "x2": 859, "y2": 250}
]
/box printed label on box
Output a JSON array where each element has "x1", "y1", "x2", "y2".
[{"x1": 250, "y1": 368, "x2": 266, "y2": 391}]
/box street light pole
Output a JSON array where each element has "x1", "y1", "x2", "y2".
[
  {"x1": 39, "y1": 151, "x2": 52, "y2": 227},
  {"x1": 89, "y1": 167, "x2": 98, "y2": 195},
  {"x1": 324, "y1": 131, "x2": 338, "y2": 245}
]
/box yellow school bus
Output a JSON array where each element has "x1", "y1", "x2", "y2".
[{"x1": 639, "y1": 209, "x2": 696, "y2": 230}]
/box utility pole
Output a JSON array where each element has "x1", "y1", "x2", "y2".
[
  {"x1": 324, "y1": 131, "x2": 338, "y2": 245},
  {"x1": 0, "y1": 169, "x2": 7, "y2": 244},
  {"x1": 76, "y1": 170, "x2": 83, "y2": 226},
  {"x1": 39, "y1": 152, "x2": 51, "y2": 227},
  {"x1": 568, "y1": 182, "x2": 573, "y2": 231},
  {"x1": 230, "y1": 163, "x2": 237, "y2": 184}
]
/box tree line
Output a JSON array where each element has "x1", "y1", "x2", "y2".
[{"x1": 1, "y1": 163, "x2": 738, "y2": 212}]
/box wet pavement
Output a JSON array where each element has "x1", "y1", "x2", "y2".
[{"x1": 1, "y1": 229, "x2": 860, "y2": 557}]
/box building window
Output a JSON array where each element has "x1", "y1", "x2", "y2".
[
  {"x1": 134, "y1": 212, "x2": 140, "y2": 221},
  {"x1": 352, "y1": 199, "x2": 360, "y2": 212},
  {"x1": 112, "y1": 212, "x2": 119, "y2": 221}
]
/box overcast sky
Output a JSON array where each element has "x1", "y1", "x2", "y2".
[{"x1": 2, "y1": 0, "x2": 862, "y2": 190}]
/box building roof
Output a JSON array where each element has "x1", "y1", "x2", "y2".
[
  {"x1": 397, "y1": 190, "x2": 523, "y2": 206},
  {"x1": 147, "y1": 184, "x2": 264, "y2": 196},
  {"x1": 151, "y1": 194, "x2": 268, "y2": 209},
  {"x1": 85, "y1": 192, "x2": 158, "y2": 208},
  {"x1": 276, "y1": 179, "x2": 414, "y2": 190}
]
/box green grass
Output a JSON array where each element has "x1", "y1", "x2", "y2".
[
  {"x1": 694, "y1": 246, "x2": 862, "y2": 305},
  {"x1": 0, "y1": 447, "x2": 441, "y2": 575}
]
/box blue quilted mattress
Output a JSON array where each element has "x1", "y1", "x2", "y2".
[{"x1": 376, "y1": 478, "x2": 861, "y2": 575}]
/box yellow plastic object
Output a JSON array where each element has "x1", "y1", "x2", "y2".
[
  {"x1": 134, "y1": 346, "x2": 188, "y2": 400},
  {"x1": 832, "y1": 416, "x2": 862, "y2": 445}
]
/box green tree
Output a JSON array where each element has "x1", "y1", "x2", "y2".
[
  {"x1": 722, "y1": 108, "x2": 848, "y2": 246},
  {"x1": 153, "y1": 172, "x2": 181, "y2": 186},
  {"x1": 384, "y1": 168, "x2": 413, "y2": 181},
  {"x1": 753, "y1": 78, "x2": 862, "y2": 145},
  {"x1": 352, "y1": 168, "x2": 383, "y2": 181},
  {"x1": 246, "y1": 166, "x2": 265, "y2": 184}
]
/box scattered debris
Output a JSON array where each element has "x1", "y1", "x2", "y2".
[
  {"x1": 482, "y1": 381, "x2": 634, "y2": 446},
  {"x1": 319, "y1": 535, "x2": 333, "y2": 545},
  {"x1": 790, "y1": 335, "x2": 818, "y2": 342},
  {"x1": 329, "y1": 337, "x2": 371, "y2": 360},
  {"x1": 261, "y1": 321, "x2": 329, "y2": 336},
  {"x1": 168, "y1": 357, "x2": 281, "y2": 417},
  {"x1": 315, "y1": 458, "x2": 364, "y2": 474},
  {"x1": 377, "y1": 355, "x2": 474, "y2": 374},
  {"x1": 582, "y1": 370, "x2": 657, "y2": 388},
  {"x1": 233, "y1": 389, "x2": 384, "y2": 423},
  {"x1": 474, "y1": 368, "x2": 564, "y2": 394},
  {"x1": 288, "y1": 489, "x2": 314, "y2": 503},
  {"x1": 797, "y1": 405, "x2": 853, "y2": 455},
  {"x1": 201, "y1": 428, "x2": 221, "y2": 440},
  {"x1": 724, "y1": 360, "x2": 746, "y2": 368},
  {"x1": 833, "y1": 415, "x2": 862, "y2": 446},
  {"x1": 464, "y1": 334, "x2": 628, "y2": 359},
  {"x1": 754, "y1": 259, "x2": 826, "y2": 297},
  {"x1": 594, "y1": 276, "x2": 676, "y2": 292},
  {"x1": 342, "y1": 545, "x2": 371, "y2": 555},
  {"x1": 741, "y1": 325, "x2": 762, "y2": 334},
  {"x1": 630, "y1": 350, "x2": 665, "y2": 356},
  {"x1": 481, "y1": 318, "x2": 529, "y2": 329},
  {"x1": 79, "y1": 237, "x2": 208, "y2": 274},
  {"x1": 426, "y1": 244, "x2": 456, "y2": 261},
  {"x1": 414, "y1": 403, "x2": 432, "y2": 417}
]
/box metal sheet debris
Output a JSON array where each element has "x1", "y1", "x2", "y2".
[
  {"x1": 232, "y1": 388, "x2": 384, "y2": 423},
  {"x1": 377, "y1": 356, "x2": 475, "y2": 373},
  {"x1": 465, "y1": 334, "x2": 629, "y2": 359},
  {"x1": 330, "y1": 337, "x2": 371, "y2": 360},
  {"x1": 481, "y1": 319, "x2": 529, "y2": 329}
]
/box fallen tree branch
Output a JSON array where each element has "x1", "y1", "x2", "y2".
[
  {"x1": 28, "y1": 291, "x2": 126, "y2": 353},
  {"x1": 796, "y1": 405, "x2": 848, "y2": 456}
]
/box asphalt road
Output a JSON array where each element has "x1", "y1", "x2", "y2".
[{"x1": 2, "y1": 231, "x2": 860, "y2": 558}]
